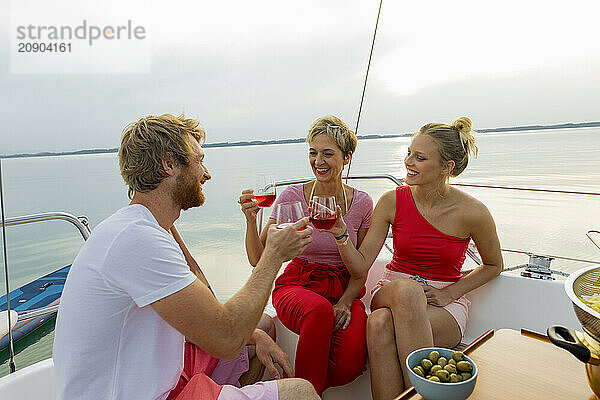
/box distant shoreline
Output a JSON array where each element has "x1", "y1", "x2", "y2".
[{"x1": 2, "y1": 121, "x2": 599, "y2": 159}]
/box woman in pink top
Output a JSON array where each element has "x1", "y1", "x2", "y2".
[
  {"x1": 239, "y1": 115, "x2": 373, "y2": 395},
  {"x1": 327, "y1": 117, "x2": 503, "y2": 400}
]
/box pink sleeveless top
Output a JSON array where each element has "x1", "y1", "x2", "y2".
[{"x1": 387, "y1": 186, "x2": 469, "y2": 282}]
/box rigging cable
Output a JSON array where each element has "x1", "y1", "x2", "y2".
[
  {"x1": 346, "y1": 0, "x2": 383, "y2": 184},
  {"x1": 0, "y1": 159, "x2": 17, "y2": 373}
]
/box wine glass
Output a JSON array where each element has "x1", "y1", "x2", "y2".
[
  {"x1": 275, "y1": 201, "x2": 304, "y2": 229},
  {"x1": 251, "y1": 175, "x2": 276, "y2": 207},
  {"x1": 309, "y1": 196, "x2": 337, "y2": 230}
]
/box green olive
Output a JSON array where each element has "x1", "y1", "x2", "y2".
[
  {"x1": 428, "y1": 350, "x2": 440, "y2": 364},
  {"x1": 413, "y1": 366, "x2": 425, "y2": 377},
  {"x1": 437, "y1": 357, "x2": 447, "y2": 368},
  {"x1": 457, "y1": 361, "x2": 473, "y2": 372},
  {"x1": 452, "y1": 351, "x2": 465, "y2": 362},
  {"x1": 430, "y1": 365, "x2": 442, "y2": 374},
  {"x1": 426, "y1": 375, "x2": 432, "y2": 379},
  {"x1": 449, "y1": 373, "x2": 461, "y2": 383},
  {"x1": 435, "y1": 369, "x2": 450, "y2": 382},
  {"x1": 443, "y1": 364, "x2": 457, "y2": 375},
  {"x1": 448, "y1": 358, "x2": 457, "y2": 366},
  {"x1": 421, "y1": 359, "x2": 433, "y2": 371},
  {"x1": 455, "y1": 373, "x2": 463, "y2": 382},
  {"x1": 460, "y1": 372, "x2": 472, "y2": 381},
  {"x1": 428, "y1": 376, "x2": 441, "y2": 382}
]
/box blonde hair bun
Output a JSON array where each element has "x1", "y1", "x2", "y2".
[
  {"x1": 452, "y1": 116, "x2": 478, "y2": 159},
  {"x1": 452, "y1": 117, "x2": 472, "y2": 134}
]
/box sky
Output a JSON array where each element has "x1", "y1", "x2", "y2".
[{"x1": 1, "y1": 0, "x2": 600, "y2": 154}]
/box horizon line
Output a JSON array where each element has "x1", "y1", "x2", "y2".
[{"x1": 2, "y1": 120, "x2": 599, "y2": 160}]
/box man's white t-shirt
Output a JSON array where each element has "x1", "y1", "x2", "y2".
[{"x1": 53, "y1": 204, "x2": 197, "y2": 400}]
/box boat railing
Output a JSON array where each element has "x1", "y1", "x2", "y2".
[
  {"x1": 1, "y1": 212, "x2": 91, "y2": 241},
  {"x1": 259, "y1": 174, "x2": 403, "y2": 227},
  {"x1": 261, "y1": 174, "x2": 600, "y2": 276},
  {"x1": 2, "y1": 212, "x2": 91, "y2": 322},
  {"x1": 268, "y1": 174, "x2": 404, "y2": 188}
]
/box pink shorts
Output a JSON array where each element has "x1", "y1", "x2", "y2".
[
  {"x1": 372, "y1": 269, "x2": 471, "y2": 338},
  {"x1": 212, "y1": 347, "x2": 279, "y2": 400},
  {"x1": 211, "y1": 347, "x2": 250, "y2": 387}
]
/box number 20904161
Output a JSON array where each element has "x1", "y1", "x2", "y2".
[{"x1": 18, "y1": 42, "x2": 72, "y2": 53}]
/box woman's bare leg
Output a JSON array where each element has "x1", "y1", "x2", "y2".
[
  {"x1": 427, "y1": 305, "x2": 461, "y2": 348},
  {"x1": 369, "y1": 279, "x2": 462, "y2": 398},
  {"x1": 371, "y1": 279, "x2": 433, "y2": 389},
  {"x1": 366, "y1": 308, "x2": 403, "y2": 400}
]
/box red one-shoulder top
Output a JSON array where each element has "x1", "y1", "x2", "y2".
[{"x1": 386, "y1": 186, "x2": 470, "y2": 282}]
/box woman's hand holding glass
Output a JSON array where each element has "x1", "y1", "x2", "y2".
[
  {"x1": 308, "y1": 201, "x2": 347, "y2": 239},
  {"x1": 309, "y1": 196, "x2": 346, "y2": 237},
  {"x1": 328, "y1": 205, "x2": 348, "y2": 238},
  {"x1": 252, "y1": 175, "x2": 277, "y2": 207},
  {"x1": 239, "y1": 189, "x2": 260, "y2": 222}
]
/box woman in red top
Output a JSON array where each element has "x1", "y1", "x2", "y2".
[{"x1": 328, "y1": 117, "x2": 503, "y2": 400}]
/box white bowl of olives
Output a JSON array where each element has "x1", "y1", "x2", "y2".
[{"x1": 406, "y1": 347, "x2": 477, "y2": 400}]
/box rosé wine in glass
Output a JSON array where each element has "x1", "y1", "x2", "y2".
[
  {"x1": 309, "y1": 196, "x2": 337, "y2": 231},
  {"x1": 252, "y1": 175, "x2": 276, "y2": 207},
  {"x1": 310, "y1": 216, "x2": 337, "y2": 230},
  {"x1": 252, "y1": 194, "x2": 276, "y2": 207}
]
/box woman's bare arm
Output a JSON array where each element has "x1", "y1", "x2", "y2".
[
  {"x1": 427, "y1": 201, "x2": 503, "y2": 306},
  {"x1": 240, "y1": 189, "x2": 277, "y2": 266},
  {"x1": 336, "y1": 190, "x2": 396, "y2": 276}
]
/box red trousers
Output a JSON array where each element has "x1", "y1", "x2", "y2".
[{"x1": 272, "y1": 258, "x2": 367, "y2": 395}]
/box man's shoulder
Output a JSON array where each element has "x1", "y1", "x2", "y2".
[
  {"x1": 98, "y1": 205, "x2": 163, "y2": 235},
  {"x1": 90, "y1": 205, "x2": 171, "y2": 254},
  {"x1": 86, "y1": 206, "x2": 191, "y2": 299}
]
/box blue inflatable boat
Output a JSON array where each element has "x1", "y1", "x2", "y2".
[{"x1": 0, "y1": 265, "x2": 71, "y2": 350}]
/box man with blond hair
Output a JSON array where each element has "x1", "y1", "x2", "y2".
[{"x1": 53, "y1": 114, "x2": 319, "y2": 400}]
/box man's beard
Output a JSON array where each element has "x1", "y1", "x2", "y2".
[{"x1": 173, "y1": 171, "x2": 205, "y2": 210}]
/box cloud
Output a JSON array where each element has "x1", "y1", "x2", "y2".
[{"x1": 1, "y1": 0, "x2": 600, "y2": 154}]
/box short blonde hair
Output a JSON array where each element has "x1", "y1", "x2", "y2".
[
  {"x1": 306, "y1": 115, "x2": 357, "y2": 158},
  {"x1": 416, "y1": 117, "x2": 478, "y2": 177},
  {"x1": 118, "y1": 113, "x2": 205, "y2": 199}
]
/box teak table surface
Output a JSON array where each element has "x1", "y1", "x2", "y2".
[{"x1": 400, "y1": 328, "x2": 597, "y2": 400}]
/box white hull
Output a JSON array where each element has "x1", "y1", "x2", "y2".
[
  {"x1": 0, "y1": 358, "x2": 54, "y2": 398},
  {"x1": 0, "y1": 258, "x2": 582, "y2": 399}
]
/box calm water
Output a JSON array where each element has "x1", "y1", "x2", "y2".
[{"x1": 1, "y1": 127, "x2": 600, "y2": 376}]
